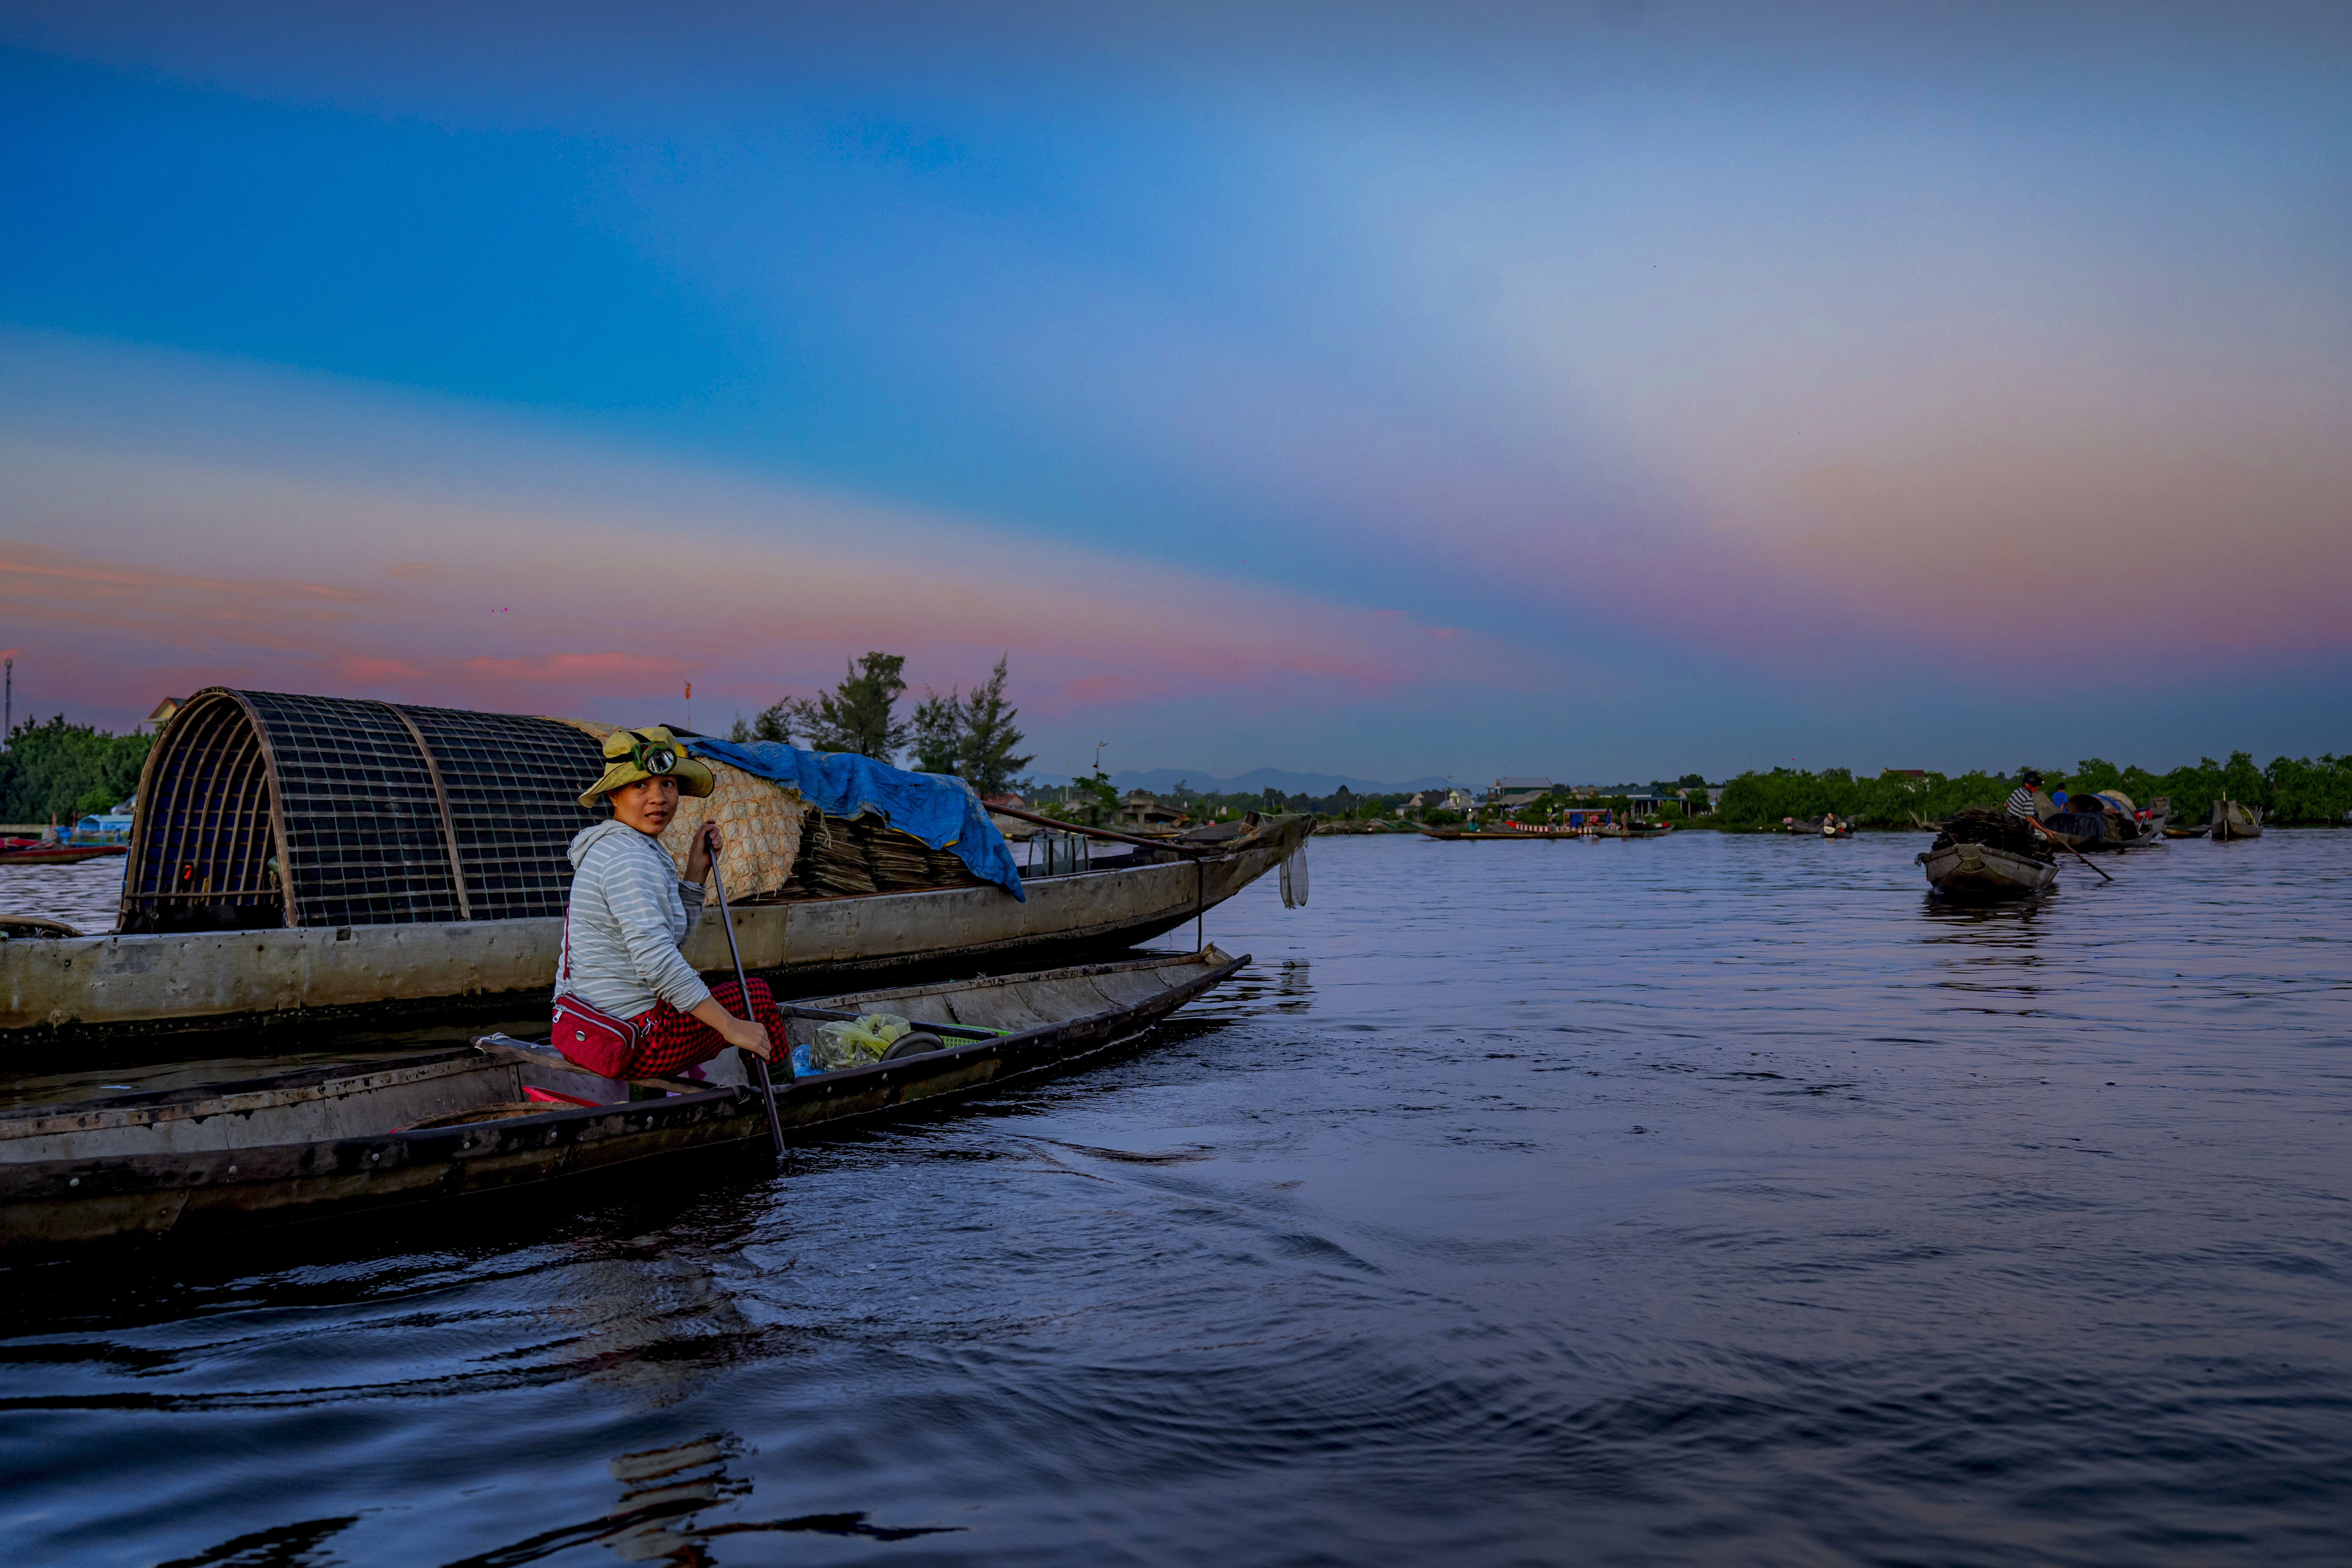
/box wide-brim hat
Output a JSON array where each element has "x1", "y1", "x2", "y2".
[{"x1": 580, "y1": 725, "x2": 716, "y2": 808}]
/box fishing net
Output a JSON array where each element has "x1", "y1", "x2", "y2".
[{"x1": 1279, "y1": 844, "x2": 1309, "y2": 907}]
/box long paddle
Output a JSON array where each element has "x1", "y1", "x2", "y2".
[
  {"x1": 706, "y1": 836, "x2": 790, "y2": 1157},
  {"x1": 2033, "y1": 818, "x2": 2114, "y2": 882},
  {"x1": 986, "y1": 801, "x2": 1220, "y2": 857}
]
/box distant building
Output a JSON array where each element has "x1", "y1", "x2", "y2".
[
  {"x1": 1489, "y1": 775, "x2": 1551, "y2": 802},
  {"x1": 1118, "y1": 790, "x2": 1190, "y2": 829},
  {"x1": 1881, "y1": 769, "x2": 1928, "y2": 780},
  {"x1": 147, "y1": 697, "x2": 183, "y2": 729}
]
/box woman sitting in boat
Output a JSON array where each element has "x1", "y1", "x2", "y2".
[{"x1": 557, "y1": 727, "x2": 789, "y2": 1080}]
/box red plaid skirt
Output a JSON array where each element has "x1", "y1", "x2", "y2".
[{"x1": 622, "y1": 978, "x2": 791, "y2": 1078}]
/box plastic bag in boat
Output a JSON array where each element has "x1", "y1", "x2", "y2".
[{"x1": 812, "y1": 1013, "x2": 912, "y2": 1070}]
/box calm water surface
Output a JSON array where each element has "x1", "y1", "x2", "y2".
[{"x1": 3, "y1": 832, "x2": 2348, "y2": 1566}]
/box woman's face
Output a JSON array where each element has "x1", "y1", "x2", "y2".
[{"x1": 610, "y1": 776, "x2": 682, "y2": 836}]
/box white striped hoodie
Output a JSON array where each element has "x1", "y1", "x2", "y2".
[{"x1": 559, "y1": 819, "x2": 710, "y2": 1020}]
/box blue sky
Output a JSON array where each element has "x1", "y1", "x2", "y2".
[{"x1": 2, "y1": 3, "x2": 2347, "y2": 782}]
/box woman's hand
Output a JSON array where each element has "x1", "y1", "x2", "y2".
[
  {"x1": 683, "y1": 819, "x2": 721, "y2": 885},
  {"x1": 689, "y1": 994, "x2": 771, "y2": 1059},
  {"x1": 719, "y1": 1013, "x2": 771, "y2": 1058}
]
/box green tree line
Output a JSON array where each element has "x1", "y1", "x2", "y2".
[
  {"x1": 0, "y1": 717, "x2": 152, "y2": 824},
  {"x1": 1714, "y1": 752, "x2": 2352, "y2": 829}
]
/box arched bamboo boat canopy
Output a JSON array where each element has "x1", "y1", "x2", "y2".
[{"x1": 122, "y1": 689, "x2": 607, "y2": 933}]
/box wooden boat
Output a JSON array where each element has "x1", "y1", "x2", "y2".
[
  {"x1": 1919, "y1": 840, "x2": 2057, "y2": 896},
  {"x1": 0, "y1": 948, "x2": 1247, "y2": 1251},
  {"x1": 1, "y1": 917, "x2": 83, "y2": 939},
  {"x1": 0, "y1": 837, "x2": 127, "y2": 867},
  {"x1": 1593, "y1": 822, "x2": 1672, "y2": 839},
  {"x1": 2211, "y1": 798, "x2": 2263, "y2": 840},
  {"x1": 2164, "y1": 823, "x2": 2210, "y2": 840},
  {"x1": 0, "y1": 813, "x2": 1309, "y2": 1051},
  {"x1": 1917, "y1": 808, "x2": 2058, "y2": 896},
  {"x1": 2042, "y1": 792, "x2": 2169, "y2": 852}
]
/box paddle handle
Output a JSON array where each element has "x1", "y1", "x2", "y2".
[
  {"x1": 705, "y1": 831, "x2": 790, "y2": 1156},
  {"x1": 2035, "y1": 818, "x2": 2114, "y2": 882},
  {"x1": 988, "y1": 801, "x2": 1219, "y2": 856}
]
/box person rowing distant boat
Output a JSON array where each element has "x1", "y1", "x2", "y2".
[
  {"x1": 2005, "y1": 769, "x2": 2052, "y2": 827},
  {"x1": 555, "y1": 726, "x2": 789, "y2": 1081}
]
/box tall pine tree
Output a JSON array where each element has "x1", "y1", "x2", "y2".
[
  {"x1": 958, "y1": 654, "x2": 1032, "y2": 796},
  {"x1": 910, "y1": 688, "x2": 966, "y2": 775},
  {"x1": 793, "y1": 652, "x2": 911, "y2": 759}
]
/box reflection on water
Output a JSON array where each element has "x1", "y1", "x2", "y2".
[
  {"x1": 4, "y1": 830, "x2": 2349, "y2": 1566},
  {"x1": 0, "y1": 855, "x2": 126, "y2": 933}
]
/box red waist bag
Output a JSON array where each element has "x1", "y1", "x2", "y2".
[{"x1": 552, "y1": 914, "x2": 642, "y2": 1078}]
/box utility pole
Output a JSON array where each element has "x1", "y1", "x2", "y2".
[{"x1": 4, "y1": 657, "x2": 11, "y2": 752}]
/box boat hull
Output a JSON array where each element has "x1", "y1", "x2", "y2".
[
  {"x1": 0, "y1": 817, "x2": 1307, "y2": 1052},
  {"x1": 0, "y1": 949, "x2": 1247, "y2": 1250},
  {"x1": 1921, "y1": 841, "x2": 2057, "y2": 897}
]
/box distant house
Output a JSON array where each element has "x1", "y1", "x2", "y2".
[
  {"x1": 147, "y1": 697, "x2": 183, "y2": 730},
  {"x1": 1118, "y1": 790, "x2": 1190, "y2": 829},
  {"x1": 1881, "y1": 769, "x2": 1929, "y2": 780},
  {"x1": 1489, "y1": 775, "x2": 1551, "y2": 802},
  {"x1": 982, "y1": 793, "x2": 1028, "y2": 811}
]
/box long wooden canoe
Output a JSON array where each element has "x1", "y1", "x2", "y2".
[
  {"x1": 0, "y1": 948, "x2": 1247, "y2": 1251},
  {"x1": 0, "y1": 839, "x2": 127, "y2": 867},
  {"x1": 0, "y1": 815, "x2": 1308, "y2": 1052}
]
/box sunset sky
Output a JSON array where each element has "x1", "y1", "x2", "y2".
[{"x1": 3, "y1": 2, "x2": 2346, "y2": 782}]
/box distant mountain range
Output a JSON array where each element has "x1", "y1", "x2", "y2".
[{"x1": 1035, "y1": 767, "x2": 1453, "y2": 796}]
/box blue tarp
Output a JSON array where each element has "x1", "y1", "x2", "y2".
[{"x1": 682, "y1": 739, "x2": 1025, "y2": 901}]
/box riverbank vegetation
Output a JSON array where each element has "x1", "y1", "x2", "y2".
[
  {"x1": 0, "y1": 717, "x2": 151, "y2": 824},
  {"x1": 1712, "y1": 753, "x2": 2351, "y2": 829}
]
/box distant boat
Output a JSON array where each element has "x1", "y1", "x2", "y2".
[
  {"x1": 2210, "y1": 798, "x2": 2264, "y2": 840},
  {"x1": 0, "y1": 837, "x2": 127, "y2": 867},
  {"x1": 1417, "y1": 825, "x2": 1569, "y2": 841},
  {"x1": 1918, "y1": 809, "x2": 2059, "y2": 897},
  {"x1": 2038, "y1": 790, "x2": 2168, "y2": 852}
]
